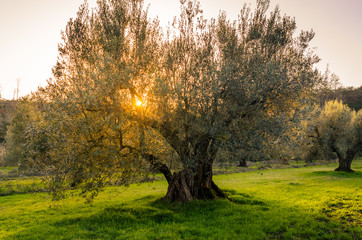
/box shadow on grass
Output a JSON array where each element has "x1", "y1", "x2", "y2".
[
  {"x1": 223, "y1": 189, "x2": 267, "y2": 207},
  {"x1": 307, "y1": 170, "x2": 362, "y2": 178}
]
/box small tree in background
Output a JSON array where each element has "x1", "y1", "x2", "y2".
[
  {"x1": 315, "y1": 100, "x2": 361, "y2": 172},
  {"x1": 3, "y1": 99, "x2": 40, "y2": 167}
]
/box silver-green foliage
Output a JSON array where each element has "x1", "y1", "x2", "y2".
[{"x1": 26, "y1": 0, "x2": 320, "y2": 200}]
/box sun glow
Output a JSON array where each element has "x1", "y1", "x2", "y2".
[{"x1": 136, "y1": 99, "x2": 143, "y2": 106}]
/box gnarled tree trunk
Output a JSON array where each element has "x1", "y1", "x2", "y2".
[
  {"x1": 333, "y1": 147, "x2": 356, "y2": 172},
  {"x1": 334, "y1": 150, "x2": 355, "y2": 172},
  {"x1": 146, "y1": 150, "x2": 227, "y2": 202},
  {"x1": 163, "y1": 163, "x2": 227, "y2": 202},
  {"x1": 141, "y1": 117, "x2": 228, "y2": 202},
  {"x1": 335, "y1": 158, "x2": 354, "y2": 172}
]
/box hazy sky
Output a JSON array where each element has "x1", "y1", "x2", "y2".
[{"x1": 0, "y1": 0, "x2": 361, "y2": 99}]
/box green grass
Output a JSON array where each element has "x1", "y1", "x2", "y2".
[
  {"x1": 0, "y1": 159, "x2": 361, "y2": 239},
  {"x1": 0, "y1": 176, "x2": 45, "y2": 196},
  {"x1": 0, "y1": 167, "x2": 17, "y2": 174},
  {"x1": 0, "y1": 167, "x2": 46, "y2": 196}
]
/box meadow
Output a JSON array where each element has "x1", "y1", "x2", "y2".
[{"x1": 0, "y1": 159, "x2": 361, "y2": 239}]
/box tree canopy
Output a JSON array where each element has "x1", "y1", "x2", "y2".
[{"x1": 14, "y1": 0, "x2": 321, "y2": 202}]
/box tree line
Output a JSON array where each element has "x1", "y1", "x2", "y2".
[{"x1": 2, "y1": 0, "x2": 361, "y2": 202}]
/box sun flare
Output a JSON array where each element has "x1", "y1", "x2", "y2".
[{"x1": 136, "y1": 99, "x2": 143, "y2": 106}]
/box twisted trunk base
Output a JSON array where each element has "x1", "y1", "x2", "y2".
[
  {"x1": 146, "y1": 153, "x2": 226, "y2": 202},
  {"x1": 335, "y1": 158, "x2": 354, "y2": 172},
  {"x1": 163, "y1": 169, "x2": 227, "y2": 202},
  {"x1": 334, "y1": 150, "x2": 355, "y2": 172}
]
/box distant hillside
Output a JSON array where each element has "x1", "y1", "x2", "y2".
[
  {"x1": 317, "y1": 86, "x2": 362, "y2": 111},
  {"x1": 0, "y1": 100, "x2": 17, "y2": 143},
  {"x1": 341, "y1": 86, "x2": 362, "y2": 111}
]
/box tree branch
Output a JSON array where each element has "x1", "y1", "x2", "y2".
[{"x1": 120, "y1": 144, "x2": 173, "y2": 183}]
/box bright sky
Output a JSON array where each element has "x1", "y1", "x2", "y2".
[{"x1": 0, "y1": 0, "x2": 361, "y2": 99}]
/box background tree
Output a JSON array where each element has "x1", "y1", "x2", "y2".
[
  {"x1": 314, "y1": 100, "x2": 361, "y2": 172},
  {"x1": 29, "y1": 0, "x2": 320, "y2": 202},
  {"x1": 3, "y1": 99, "x2": 39, "y2": 167},
  {"x1": 0, "y1": 100, "x2": 16, "y2": 144}
]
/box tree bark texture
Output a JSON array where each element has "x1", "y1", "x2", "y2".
[
  {"x1": 163, "y1": 163, "x2": 227, "y2": 202},
  {"x1": 145, "y1": 142, "x2": 227, "y2": 202},
  {"x1": 334, "y1": 150, "x2": 355, "y2": 172},
  {"x1": 329, "y1": 141, "x2": 357, "y2": 172}
]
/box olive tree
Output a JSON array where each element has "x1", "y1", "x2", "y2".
[
  {"x1": 317, "y1": 100, "x2": 361, "y2": 172},
  {"x1": 30, "y1": 0, "x2": 319, "y2": 202}
]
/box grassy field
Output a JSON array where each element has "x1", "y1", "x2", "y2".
[{"x1": 0, "y1": 159, "x2": 361, "y2": 239}]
